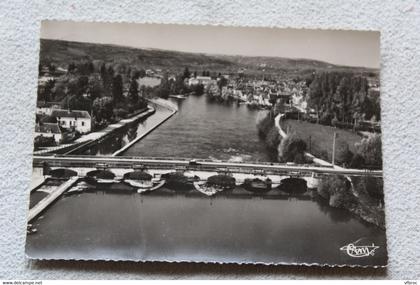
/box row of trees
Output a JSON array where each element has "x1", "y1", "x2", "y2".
[
  {"x1": 257, "y1": 112, "x2": 308, "y2": 163},
  {"x1": 307, "y1": 72, "x2": 380, "y2": 126},
  {"x1": 152, "y1": 68, "x2": 205, "y2": 99},
  {"x1": 38, "y1": 60, "x2": 149, "y2": 130},
  {"x1": 257, "y1": 108, "x2": 382, "y2": 169},
  {"x1": 317, "y1": 174, "x2": 385, "y2": 228}
]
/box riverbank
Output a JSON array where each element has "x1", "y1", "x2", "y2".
[
  {"x1": 33, "y1": 107, "x2": 156, "y2": 155},
  {"x1": 317, "y1": 175, "x2": 385, "y2": 229},
  {"x1": 112, "y1": 99, "x2": 178, "y2": 156},
  {"x1": 280, "y1": 118, "x2": 362, "y2": 164},
  {"x1": 27, "y1": 179, "x2": 387, "y2": 265},
  {"x1": 271, "y1": 113, "x2": 385, "y2": 229}
]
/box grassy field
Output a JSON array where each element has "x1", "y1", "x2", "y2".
[{"x1": 281, "y1": 119, "x2": 362, "y2": 164}]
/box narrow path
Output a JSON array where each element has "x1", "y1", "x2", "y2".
[
  {"x1": 74, "y1": 107, "x2": 155, "y2": 144},
  {"x1": 33, "y1": 107, "x2": 155, "y2": 155},
  {"x1": 28, "y1": 176, "x2": 79, "y2": 222},
  {"x1": 274, "y1": 114, "x2": 359, "y2": 197},
  {"x1": 274, "y1": 113, "x2": 344, "y2": 169}
]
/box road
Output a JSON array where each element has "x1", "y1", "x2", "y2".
[{"x1": 32, "y1": 155, "x2": 382, "y2": 177}]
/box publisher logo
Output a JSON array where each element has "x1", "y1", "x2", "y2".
[{"x1": 340, "y1": 239, "x2": 379, "y2": 258}]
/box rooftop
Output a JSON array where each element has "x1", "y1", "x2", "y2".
[
  {"x1": 51, "y1": 109, "x2": 91, "y2": 119},
  {"x1": 35, "y1": 123, "x2": 61, "y2": 134}
]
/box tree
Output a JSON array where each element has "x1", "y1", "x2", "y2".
[
  {"x1": 138, "y1": 68, "x2": 146, "y2": 78},
  {"x1": 112, "y1": 74, "x2": 123, "y2": 103},
  {"x1": 88, "y1": 62, "x2": 95, "y2": 74},
  {"x1": 48, "y1": 63, "x2": 56, "y2": 74},
  {"x1": 182, "y1": 67, "x2": 191, "y2": 80},
  {"x1": 100, "y1": 63, "x2": 107, "y2": 80},
  {"x1": 307, "y1": 72, "x2": 378, "y2": 127},
  {"x1": 154, "y1": 73, "x2": 171, "y2": 99},
  {"x1": 172, "y1": 75, "x2": 189, "y2": 94},
  {"x1": 335, "y1": 141, "x2": 353, "y2": 166},
  {"x1": 217, "y1": 76, "x2": 228, "y2": 94},
  {"x1": 352, "y1": 176, "x2": 384, "y2": 205},
  {"x1": 108, "y1": 65, "x2": 115, "y2": 78},
  {"x1": 37, "y1": 79, "x2": 55, "y2": 102},
  {"x1": 318, "y1": 175, "x2": 355, "y2": 208},
  {"x1": 92, "y1": 97, "x2": 114, "y2": 123},
  {"x1": 191, "y1": 83, "x2": 204, "y2": 95},
  {"x1": 62, "y1": 95, "x2": 92, "y2": 112},
  {"x1": 132, "y1": 70, "x2": 143, "y2": 80},
  {"x1": 355, "y1": 134, "x2": 382, "y2": 168},
  {"x1": 100, "y1": 63, "x2": 111, "y2": 97},
  {"x1": 278, "y1": 132, "x2": 307, "y2": 163},
  {"x1": 127, "y1": 79, "x2": 139, "y2": 105},
  {"x1": 76, "y1": 76, "x2": 89, "y2": 96},
  {"x1": 67, "y1": 62, "x2": 76, "y2": 74},
  {"x1": 88, "y1": 77, "x2": 104, "y2": 101},
  {"x1": 265, "y1": 126, "x2": 281, "y2": 151},
  {"x1": 349, "y1": 153, "x2": 365, "y2": 168}
]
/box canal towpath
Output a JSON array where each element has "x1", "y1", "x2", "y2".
[
  {"x1": 28, "y1": 176, "x2": 79, "y2": 222},
  {"x1": 274, "y1": 113, "x2": 344, "y2": 169},
  {"x1": 33, "y1": 107, "x2": 156, "y2": 155}
]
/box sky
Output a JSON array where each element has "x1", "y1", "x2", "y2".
[{"x1": 41, "y1": 20, "x2": 380, "y2": 68}]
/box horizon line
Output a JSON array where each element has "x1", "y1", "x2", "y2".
[{"x1": 40, "y1": 38, "x2": 379, "y2": 71}]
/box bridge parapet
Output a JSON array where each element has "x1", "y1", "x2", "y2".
[{"x1": 33, "y1": 155, "x2": 383, "y2": 178}]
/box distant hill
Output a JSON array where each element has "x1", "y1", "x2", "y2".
[{"x1": 39, "y1": 39, "x2": 377, "y2": 76}]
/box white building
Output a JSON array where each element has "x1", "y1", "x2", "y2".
[
  {"x1": 36, "y1": 101, "x2": 61, "y2": 116},
  {"x1": 34, "y1": 123, "x2": 62, "y2": 143},
  {"x1": 188, "y1": 76, "x2": 212, "y2": 86},
  {"x1": 51, "y1": 109, "x2": 92, "y2": 134}
]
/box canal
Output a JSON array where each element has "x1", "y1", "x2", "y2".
[{"x1": 27, "y1": 95, "x2": 387, "y2": 265}]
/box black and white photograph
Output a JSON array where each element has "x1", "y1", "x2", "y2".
[{"x1": 27, "y1": 20, "x2": 386, "y2": 267}]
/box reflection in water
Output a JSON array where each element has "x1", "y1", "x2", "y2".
[
  {"x1": 313, "y1": 196, "x2": 353, "y2": 224},
  {"x1": 127, "y1": 126, "x2": 138, "y2": 142},
  {"x1": 26, "y1": 182, "x2": 387, "y2": 266},
  {"x1": 123, "y1": 96, "x2": 274, "y2": 162},
  {"x1": 78, "y1": 107, "x2": 173, "y2": 156},
  {"x1": 30, "y1": 96, "x2": 387, "y2": 265},
  {"x1": 278, "y1": 178, "x2": 308, "y2": 194}
]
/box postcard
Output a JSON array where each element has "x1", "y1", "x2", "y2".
[{"x1": 27, "y1": 20, "x2": 386, "y2": 267}]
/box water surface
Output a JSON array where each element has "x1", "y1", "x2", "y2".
[
  {"x1": 26, "y1": 184, "x2": 387, "y2": 266},
  {"x1": 121, "y1": 95, "x2": 273, "y2": 162}
]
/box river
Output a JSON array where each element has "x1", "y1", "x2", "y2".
[
  {"x1": 26, "y1": 184, "x2": 387, "y2": 265},
  {"x1": 82, "y1": 95, "x2": 274, "y2": 162},
  {"x1": 27, "y1": 95, "x2": 387, "y2": 265}
]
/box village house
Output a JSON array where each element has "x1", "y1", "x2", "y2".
[
  {"x1": 188, "y1": 76, "x2": 212, "y2": 86},
  {"x1": 51, "y1": 109, "x2": 92, "y2": 134},
  {"x1": 36, "y1": 101, "x2": 61, "y2": 116},
  {"x1": 34, "y1": 122, "x2": 63, "y2": 144}
]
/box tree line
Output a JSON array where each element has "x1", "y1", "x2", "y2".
[
  {"x1": 37, "y1": 60, "x2": 148, "y2": 130},
  {"x1": 306, "y1": 71, "x2": 380, "y2": 126}
]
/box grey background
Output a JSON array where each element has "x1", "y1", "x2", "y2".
[{"x1": 0, "y1": 0, "x2": 419, "y2": 279}]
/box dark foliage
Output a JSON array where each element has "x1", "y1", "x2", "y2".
[{"x1": 308, "y1": 72, "x2": 380, "y2": 125}]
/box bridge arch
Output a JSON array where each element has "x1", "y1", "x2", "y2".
[
  {"x1": 278, "y1": 177, "x2": 308, "y2": 193},
  {"x1": 49, "y1": 168, "x2": 78, "y2": 179},
  {"x1": 86, "y1": 169, "x2": 116, "y2": 179}
]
